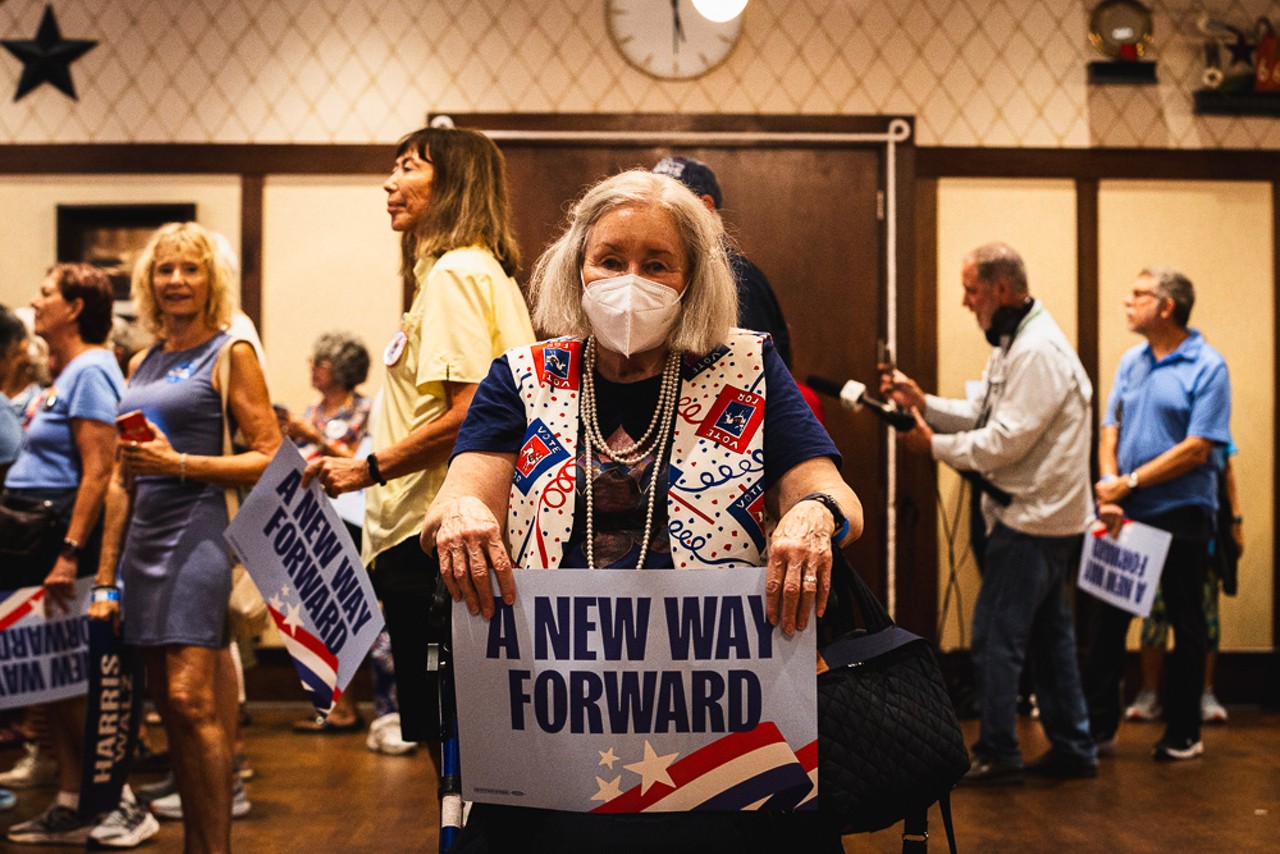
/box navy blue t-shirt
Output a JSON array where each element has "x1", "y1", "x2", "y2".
[{"x1": 453, "y1": 340, "x2": 840, "y2": 569}]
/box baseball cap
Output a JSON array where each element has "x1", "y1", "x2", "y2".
[{"x1": 653, "y1": 156, "x2": 722, "y2": 209}]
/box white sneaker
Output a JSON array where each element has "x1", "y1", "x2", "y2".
[
  {"x1": 0, "y1": 743, "x2": 58, "y2": 788},
  {"x1": 1201, "y1": 692, "x2": 1228, "y2": 724},
  {"x1": 1123, "y1": 689, "x2": 1162, "y2": 722},
  {"x1": 366, "y1": 713, "x2": 418, "y2": 756},
  {"x1": 151, "y1": 779, "x2": 251, "y2": 821},
  {"x1": 89, "y1": 798, "x2": 160, "y2": 849}
]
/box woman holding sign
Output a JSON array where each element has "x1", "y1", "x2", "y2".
[
  {"x1": 3, "y1": 265, "x2": 123, "y2": 846},
  {"x1": 91, "y1": 223, "x2": 280, "y2": 853},
  {"x1": 423, "y1": 170, "x2": 861, "y2": 850}
]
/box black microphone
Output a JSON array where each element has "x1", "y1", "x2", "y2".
[
  {"x1": 808, "y1": 375, "x2": 1014, "y2": 506},
  {"x1": 806, "y1": 375, "x2": 917, "y2": 431}
]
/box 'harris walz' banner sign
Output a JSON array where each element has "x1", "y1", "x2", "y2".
[
  {"x1": 452, "y1": 568, "x2": 818, "y2": 813},
  {"x1": 1077, "y1": 519, "x2": 1172, "y2": 617},
  {"x1": 79, "y1": 619, "x2": 144, "y2": 818},
  {"x1": 225, "y1": 444, "x2": 384, "y2": 714},
  {"x1": 0, "y1": 578, "x2": 93, "y2": 709}
]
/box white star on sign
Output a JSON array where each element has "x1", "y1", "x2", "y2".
[
  {"x1": 598, "y1": 747, "x2": 619, "y2": 769},
  {"x1": 624, "y1": 740, "x2": 678, "y2": 794},
  {"x1": 283, "y1": 602, "x2": 304, "y2": 634},
  {"x1": 268, "y1": 594, "x2": 283, "y2": 611},
  {"x1": 279, "y1": 585, "x2": 291, "y2": 598},
  {"x1": 591, "y1": 775, "x2": 623, "y2": 803}
]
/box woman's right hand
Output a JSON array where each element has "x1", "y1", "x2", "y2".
[
  {"x1": 433, "y1": 496, "x2": 515, "y2": 620},
  {"x1": 88, "y1": 598, "x2": 121, "y2": 634}
]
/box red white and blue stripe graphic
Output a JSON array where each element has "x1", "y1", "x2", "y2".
[
  {"x1": 268, "y1": 595, "x2": 342, "y2": 715},
  {"x1": 592, "y1": 723, "x2": 814, "y2": 813},
  {"x1": 0, "y1": 586, "x2": 45, "y2": 632}
]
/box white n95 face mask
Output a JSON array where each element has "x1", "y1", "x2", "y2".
[{"x1": 580, "y1": 273, "x2": 684, "y2": 358}]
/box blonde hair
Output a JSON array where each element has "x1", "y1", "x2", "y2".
[
  {"x1": 131, "y1": 222, "x2": 235, "y2": 335},
  {"x1": 529, "y1": 170, "x2": 737, "y2": 355}
]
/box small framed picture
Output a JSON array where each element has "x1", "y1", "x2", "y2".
[{"x1": 56, "y1": 203, "x2": 197, "y2": 301}]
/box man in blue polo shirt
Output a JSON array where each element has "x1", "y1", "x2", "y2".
[{"x1": 1085, "y1": 267, "x2": 1231, "y2": 762}]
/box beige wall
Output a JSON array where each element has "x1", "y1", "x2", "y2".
[
  {"x1": 0, "y1": 175, "x2": 240, "y2": 311},
  {"x1": 1098, "y1": 181, "x2": 1275, "y2": 650},
  {"x1": 1, "y1": 0, "x2": 1277, "y2": 149},
  {"x1": 934, "y1": 179, "x2": 1078, "y2": 649},
  {"x1": 260, "y1": 176, "x2": 401, "y2": 414},
  {"x1": 933, "y1": 178, "x2": 1275, "y2": 652}
]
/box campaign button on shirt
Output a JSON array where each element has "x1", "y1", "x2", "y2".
[{"x1": 383, "y1": 331, "x2": 408, "y2": 367}]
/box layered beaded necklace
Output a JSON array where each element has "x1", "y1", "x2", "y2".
[{"x1": 580, "y1": 336, "x2": 681, "y2": 570}]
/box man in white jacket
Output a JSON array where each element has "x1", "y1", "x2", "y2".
[{"x1": 881, "y1": 242, "x2": 1097, "y2": 784}]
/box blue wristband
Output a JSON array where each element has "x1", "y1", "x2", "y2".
[{"x1": 91, "y1": 586, "x2": 120, "y2": 603}]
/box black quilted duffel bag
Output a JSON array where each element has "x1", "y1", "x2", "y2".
[{"x1": 817, "y1": 551, "x2": 968, "y2": 852}]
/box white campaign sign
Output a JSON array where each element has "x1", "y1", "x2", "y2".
[
  {"x1": 451, "y1": 568, "x2": 818, "y2": 814},
  {"x1": 1077, "y1": 519, "x2": 1172, "y2": 617},
  {"x1": 0, "y1": 578, "x2": 94, "y2": 710},
  {"x1": 224, "y1": 443, "x2": 384, "y2": 713}
]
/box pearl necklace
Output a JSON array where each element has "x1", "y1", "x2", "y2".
[{"x1": 581, "y1": 337, "x2": 681, "y2": 570}]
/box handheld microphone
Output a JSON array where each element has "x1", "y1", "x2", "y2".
[
  {"x1": 806, "y1": 375, "x2": 917, "y2": 431},
  {"x1": 807, "y1": 375, "x2": 1014, "y2": 506}
]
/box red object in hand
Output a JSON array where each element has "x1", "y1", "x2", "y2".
[{"x1": 115, "y1": 410, "x2": 155, "y2": 443}]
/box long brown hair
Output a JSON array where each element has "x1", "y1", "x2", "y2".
[{"x1": 395, "y1": 126, "x2": 521, "y2": 290}]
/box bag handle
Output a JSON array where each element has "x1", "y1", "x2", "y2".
[
  {"x1": 214, "y1": 336, "x2": 247, "y2": 522},
  {"x1": 827, "y1": 547, "x2": 894, "y2": 635}
]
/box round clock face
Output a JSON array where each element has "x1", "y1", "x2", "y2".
[{"x1": 607, "y1": 0, "x2": 744, "y2": 80}]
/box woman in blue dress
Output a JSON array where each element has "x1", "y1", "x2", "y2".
[{"x1": 92, "y1": 223, "x2": 280, "y2": 854}]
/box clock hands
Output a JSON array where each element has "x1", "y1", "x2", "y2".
[{"x1": 671, "y1": 0, "x2": 686, "y2": 56}]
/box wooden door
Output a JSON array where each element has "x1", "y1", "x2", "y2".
[{"x1": 453, "y1": 114, "x2": 912, "y2": 618}]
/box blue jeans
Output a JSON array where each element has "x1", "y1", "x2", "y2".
[{"x1": 971, "y1": 524, "x2": 1096, "y2": 764}]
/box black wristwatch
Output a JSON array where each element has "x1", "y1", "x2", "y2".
[
  {"x1": 801, "y1": 493, "x2": 850, "y2": 541},
  {"x1": 60, "y1": 538, "x2": 82, "y2": 560},
  {"x1": 366, "y1": 453, "x2": 387, "y2": 486}
]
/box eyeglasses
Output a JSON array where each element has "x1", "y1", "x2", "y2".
[{"x1": 1129, "y1": 287, "x2": 1163, "y2": 301}]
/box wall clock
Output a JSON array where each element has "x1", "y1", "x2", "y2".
[{"x1": 607, "y1": 0, "x2": 744, "y2": 80}]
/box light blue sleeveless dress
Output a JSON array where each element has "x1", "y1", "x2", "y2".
[{"x1": 117, "y1": 333, "x2": 232, "y2": 648}]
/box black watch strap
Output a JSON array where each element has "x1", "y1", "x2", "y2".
[
  {"x1": 366, "y1": 453, "x2": 387, "y2": 486},
  {"x1": 800, "y1": 492, "x2": 849, "y2": 541},
  {"x1": 60, "y1": 538, "x2": 82, "y2": 560}
]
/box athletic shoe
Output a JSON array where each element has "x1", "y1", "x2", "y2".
[
  {"x1": 1153, "y1": 737, "x2": 1204, "y2": 762},
  {"x1": 0, "y1": 788, "x2": 14, "y2": 811},
  {"x1": 88, "y1": 799, "x2": 160, "y2": 849},
  {"x1": 6, "y1": 803, "x2": 93, "y2": 845},
  {"x1": 134, "y1": 774, "x2": 176, "y2": 805},
  {"x1": 1123, "y1": 689, "x2": 1162, "y2": 722},
  {"x1": 151, "y1": 779, "x2": 251, "y2": 821},
  {"x1": 958, "y1": 755, "x2": 1023, "y2": 786},
  {"x1": 0, "y1": 743, "x2": 58, "y2": 788},
  {"x1": 366, "y1": 713, "x2": 418, "y2": 756},
  {"x1": 1201, "y1": 692, "x2": 1228, "y2": 724},
  {"x1": 234, "y1": 752, "x2": 255, "y2": 781}
]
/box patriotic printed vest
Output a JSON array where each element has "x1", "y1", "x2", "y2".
[{"x1": 505, "y1": 331, "x2": 769, "y2": 570}]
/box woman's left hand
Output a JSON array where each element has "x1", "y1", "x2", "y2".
[
  {"x1": 765, "y1": 499, "x2": 834, "y2": 635},
  {"x1": 43, "y1": 555, "x2": 79, "y2": 614},
  {"x1": 119, "y1": 420, "x2": 177, "y2": 477}
]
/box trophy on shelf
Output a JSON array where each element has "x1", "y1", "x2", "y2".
[{"x1": 1086, "y1": 0, "x2": 1157, "y2": 85}]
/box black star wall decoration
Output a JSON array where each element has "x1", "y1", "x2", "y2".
[{"x1": 2, "y1": 4, "x2": 97, "y2": 102}]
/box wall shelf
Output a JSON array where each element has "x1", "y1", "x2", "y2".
[{"x1": 1193, "y1": 89, "x2": 1280, "y2": 117}]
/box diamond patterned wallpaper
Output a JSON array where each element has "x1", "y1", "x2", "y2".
[{"x1": 0, "y1": 0, "x2": 1277, "y2": 148}]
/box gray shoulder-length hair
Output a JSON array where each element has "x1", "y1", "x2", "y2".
[{"x1": 528, "y1": 170, "x2": 737, "y2": 355}]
